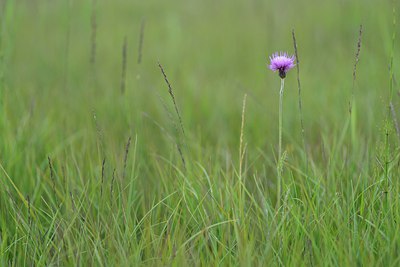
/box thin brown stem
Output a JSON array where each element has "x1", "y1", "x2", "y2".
[
  {"x1": 292, "y1": 29, "x2": 308, "y2": 165},
  {"x1": 158, "y1": 62, "x2": 185, "y2": 136},
  {"x1": 349, "y1": 25, "x2": 363, "y2": 115},
  {"x1": 100, "y1": 158, "x2": 106, "y2": 197},
  {"x1": 122, "y1": 137, "x2": 131, "y2": 180}
]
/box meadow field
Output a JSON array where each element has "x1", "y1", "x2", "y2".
[{"x1": 1, "y1": 0, "x2": 400, "y2": 266}]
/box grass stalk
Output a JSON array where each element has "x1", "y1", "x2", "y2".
[
  {"x1": 239, "y1": 94, "x2": 247, "y2": 180},
  {"x1": 122, "y1": 136, "x2": 131, "y2": 180},
  {"x1": 383, "y1": 6, "x2": 396, "y2": 192},
  {"x1": 239, "y1": 93, "x2": 247, "y2": 219},
  {"x1": 158, "y1": 62, "x2": 186, "y2": 169},
  {"x1": 350, "y1": 25, "x2": 363, "y2": 114},
  {"x1": 158, "y1": 62, "x2": 185, "y2": 136},
  {"x1": 100, "y1": 157, "x2": 106, "y2": 197},
  {"x1": 277, "y1": 78, "x2": 285, "y2": 208},
  {"x1": 349, "y1": 25, "x2": 363, "y2": 148},
  {"x1": 292, "y1": 29, "x2": 308, "y2": 167}
]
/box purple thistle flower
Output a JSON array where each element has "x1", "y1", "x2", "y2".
[{"x1": 269, "y1": 52, "x2": 295, "y2": 79}]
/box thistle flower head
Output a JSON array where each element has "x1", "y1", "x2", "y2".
[{"x1": 269, "y1": 52, "x2": 295, "y2": 79}]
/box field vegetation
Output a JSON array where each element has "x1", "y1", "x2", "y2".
[{"x1": 0, "y1": 0, "x2": 399, "y2": 266}]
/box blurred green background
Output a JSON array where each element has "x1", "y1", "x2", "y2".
[
  {"x1": 1, "y1": 0, "x2": 399, "y2": 219},
  {"x1": 4, "y1": 0, "x2": 398, "y2": 150},
  {"x1": 1, "y1": 0, "x2": 399, "y2": 198},
  {"x1": 0, "y1": 0, "x2": 399, "y2": 265}
]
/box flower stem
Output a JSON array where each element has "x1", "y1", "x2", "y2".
[{"x1": 277, "y1": 78, "x2": 285, "y2": 208}]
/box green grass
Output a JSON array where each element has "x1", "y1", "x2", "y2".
[{"x1": 1, "y1": 0, "x2": 400, "y2": 266}]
